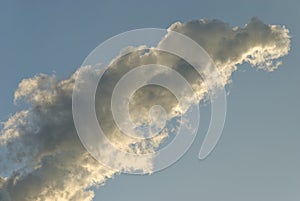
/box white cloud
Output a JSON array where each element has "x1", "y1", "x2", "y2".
[{"x1": 0, "y1": 18, "x2": 290, "y2": 201}]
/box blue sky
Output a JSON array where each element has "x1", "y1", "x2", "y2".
[{"x1": 0, "y1": 0, "x2": 299, "y2": 201}]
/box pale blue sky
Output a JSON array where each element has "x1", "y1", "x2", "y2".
[{"x1": 0, "y1": 0, "x2": 299, "y2": 201}]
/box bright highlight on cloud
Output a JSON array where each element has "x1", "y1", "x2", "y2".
[{"x1": 0, "y1": 18, "x2": 290, "y2": 201}]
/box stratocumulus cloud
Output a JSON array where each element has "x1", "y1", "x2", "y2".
[{"x1": 0, "y1": 18, "x2": 290, "y2": 201}]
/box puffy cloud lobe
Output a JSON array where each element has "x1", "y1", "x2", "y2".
[
  {"x1": 0, "y1": 73, "x2": 116, "y2": 201},
  {"x1": 0, "y1": 18, "x2": 290, "y2": 201},
  {"x1": 169, "y1": 17, "x2": 290, "y2": 83}
]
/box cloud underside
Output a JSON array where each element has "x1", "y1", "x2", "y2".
[{"x1": 0, "y1": 18, "x2": 290, "y2": 201}]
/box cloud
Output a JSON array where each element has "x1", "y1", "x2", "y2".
[
  {"x1": 0, "y1": 73, "x2": 116, "y2": 201},
  {"x1": 0, "y1": 18, "x2": 290, "y2": 201},
  {"x1": 169, "y1": 17, "x2": 290, "y2": 81}
]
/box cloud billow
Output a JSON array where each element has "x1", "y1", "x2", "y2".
[{"x1": 0, "y1": 18, "x2": 290, "y2": 201}]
